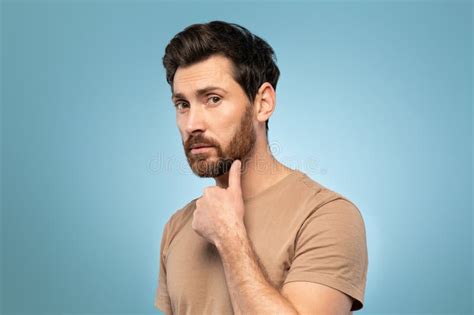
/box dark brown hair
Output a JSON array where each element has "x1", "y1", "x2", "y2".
[{"x1": 162, "y1": 20, "x2": 280, "y2": 137}]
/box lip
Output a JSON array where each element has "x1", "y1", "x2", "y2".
[
  {"x1": 190, "y1": 143, "x2": 213, "y2": 149},
  {"x1": 190, "y1": 146, "x2": 214, "y2": 154}
]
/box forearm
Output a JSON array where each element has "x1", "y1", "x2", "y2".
[{"x1": 215, "y1": 224, "x2": 298, "y2": 315}]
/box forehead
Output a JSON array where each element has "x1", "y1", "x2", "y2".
[{"x1": 172, "y1": 55, "x2": 237, "y2": 97}]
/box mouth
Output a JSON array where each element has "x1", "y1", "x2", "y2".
[{"x1": 190, "y1": 144, "x2": 214, "y2": 154}]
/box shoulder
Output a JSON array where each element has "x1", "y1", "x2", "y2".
[
  {"x1": 168, "y1": 198, "x2": 197, "y2": 228},
  {"x1": 161, "y1": 197, "x2": 198, "y2": 250},
  {"x1": 292, "y1": 170, "x2": 362, "y2": 214},
  {"x1": 287, "y1": 174, "x2": 368, "y2": 310},
  {"x1": 290, "y1": 171, "x2": 366, "y2": 231}
]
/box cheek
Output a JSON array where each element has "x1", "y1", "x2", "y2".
[
  {"x1": 216, "y1": 123, "x2": 236, "y2": 146},
  {"x1": 176, "y1": 116, "x2": 186, "y2": 135},
  {"x1": 216, "y1": 108, "x2": 240, "y2": 134}
]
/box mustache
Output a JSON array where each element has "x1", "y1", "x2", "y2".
[{"x1": 184, "y1": 134, "x2": 218, "y2": 151}]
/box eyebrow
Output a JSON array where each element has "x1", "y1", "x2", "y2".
[{"x1": 171, "y1": 86, "x2": 227, "y2": 102}]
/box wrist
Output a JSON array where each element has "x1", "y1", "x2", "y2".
[{"x1": 215, "y1": 222, "x2": 247, "y2": 254}]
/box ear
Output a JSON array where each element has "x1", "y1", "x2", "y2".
[{"x1": 254, "y1": 82, "x2": 276, "y2": 125}]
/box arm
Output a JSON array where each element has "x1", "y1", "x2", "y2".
[
  {"x1": 192, "y1": 161, "x2": 356, "y2": 314},
  {"x1": 155, "y1": 221, "x2": 173, "y2": 315},
  {"x1": 281, "y1": 281, "x2": 354, "y2": 315},
  {"x1": 215, "y1": 222, "x2": 298, "y2": 314},
  {"x1": 215, "y1": 223, "x2": 354, "y2": 315}
]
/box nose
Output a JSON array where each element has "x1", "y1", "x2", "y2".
[{"x1": 184, "y1": 104, "x2": 206, "y2": 135}]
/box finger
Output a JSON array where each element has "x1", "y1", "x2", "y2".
[{"x1": 228, "y1": 159, "x2": 242, "y2": 193}]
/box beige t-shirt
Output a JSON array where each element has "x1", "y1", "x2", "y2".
[{"x1": 155, "y1": 169, "x2": 368, "y2": 314}]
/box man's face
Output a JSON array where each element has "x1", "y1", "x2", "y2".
[{"x1": 172, "y1": 55, "x2": 256, "y2": 177}]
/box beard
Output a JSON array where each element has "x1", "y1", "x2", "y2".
[{"x1": 183, "y1": 103, "x2": 256, "y2": 178}]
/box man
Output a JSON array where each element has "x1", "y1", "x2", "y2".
[{"x1": 155, "y1": 20, "x2": 368, "y2": 314}]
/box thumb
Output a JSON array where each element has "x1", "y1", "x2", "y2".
[{"x1": 228, "y1": 159, "x2": 242, "y2": 193}]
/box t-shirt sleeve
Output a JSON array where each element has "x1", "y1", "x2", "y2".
[
  {"x1": 154, "y1": 221, "x2": 173, "y2": 314},
  {"x1": 283, "y1": 198, "x2": 369, "y2": 311}
]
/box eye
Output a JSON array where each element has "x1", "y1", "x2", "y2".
[
  {"x1": 174, "y1": 102, "x2": 189, "y2": 112},
  {"x1": 207, "y1": 95, "x2": 222, "y2": 105}
]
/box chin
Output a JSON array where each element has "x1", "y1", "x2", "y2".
[{"x1": 189, "y1": 158, "x2": 232, "y2": 178}]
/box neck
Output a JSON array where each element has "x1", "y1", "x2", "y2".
[{"x1": 214, "y1": 137, "x2": 293, "y2": 201}]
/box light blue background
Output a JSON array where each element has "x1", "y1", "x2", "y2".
[{"x1": 1, "y1": 0, "x2": 472, "y2": 314}]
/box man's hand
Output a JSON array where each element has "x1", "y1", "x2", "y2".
[{"x1": 192, "y1": 160, "x2": 245, "y2": 245}]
